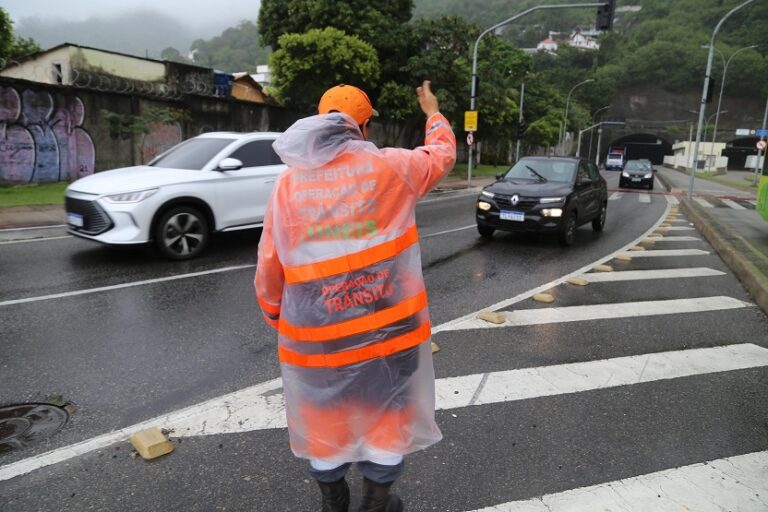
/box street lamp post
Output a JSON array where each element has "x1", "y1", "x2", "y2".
[
  {"x1": 560, "y1": 78, "x2": 594, "y2": 153},
  {"x1": 689, "y1": 0, "x2": 755, "y2": 199},
  {"x1": 702, "y1": 44, "x2": 759, "y2": 172},
  {"x1": 588, "y1": 105, "x2": 611, "y2": 160},
  {"x1": 703, "y1": 109, "x2": 728, "y2": 170},
  {"x1": 467, "y1": 2, "x2": 606, "y2": 187}
]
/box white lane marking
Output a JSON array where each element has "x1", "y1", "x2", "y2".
[
  {"x1": 693, "y1": 197, "x2": 714, "y2": 208},
  {"x1": 748, "y1": 200, "x2": 757, "y2": 206},
  {"x1": 618, "y1": 249, "x2": 709, "y2": 258},
  {"x1": 665, "y1": 195, "x2": 680, "y2": 205},
  {"x1": 431, "y1": 200, "x2": 673, "y2": 334},
  {"x1": 418, "y1": 190, "x2": 480, "y2": 205},
  {"x1": 0, "y1": 236, "x2": 71, "y2": 245},
  {"x1": 0, "y1": 265, "x2": 256, "y2": 308},
  {"x1": 608, "y1": 192, "x2": 623, "y2": 201},
  {"x1": 421, "y1": 225, "x2": 476, "y2": 239},
  {"x1": 721, "y1": 199, "x2": 747, "y2": 210},
  {"x1": 0, "y1": 224, "x2": 65, "y2": 232},
  {"x1": 647, "y1": 236, "x2": 699, "y2": 241},
  {"x1": 4, "y1": 344, "x2": 767, "y2": 482},
  {"x1": 468, "y1": 450, "x2": 768, "y2": 512},
  {"x1": 448, "y1": 296, "x2": 750, "y2": 331},
  {"x1": 661, "y1": 226, "x2": 695, "y2": 231},
  {"x1": 639, "y1": 193, "x2": 651, "y2": 203},
  {"x1": 581, "y1": 268, "x2": 725, "y2": 283}
]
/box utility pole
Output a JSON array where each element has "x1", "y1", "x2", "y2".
[
  {"x1": 753, "y1": 95, "x2": 768, "y2": 186},
  {"x1": 467, "y1": 1, "x2": 611, "y2": 187},
  {"x1": 560, "y1": 78, "x2": 594, "y2": 152},
  {"x1": 588, "y1": 105, "x2": 610, "y2": 161},
  {"x1": 689, "y1": 0, "x2": 754, "y2": 199},
  {"x1": 595, "y1": 126, "x2": 603, "y2": 167},
  {"x1": 515, "y1": 82, "x2": 525, "y2": 161}
]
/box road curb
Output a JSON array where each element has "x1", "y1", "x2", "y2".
[
  {"x1": 654, "y1": 169, "x2": 674, "y2": 193},
  {"x1": 680, "y1": 198, "x2": 768, "y2": 317}
]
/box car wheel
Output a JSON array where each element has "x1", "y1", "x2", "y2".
[
  {"x1": 558, "y1": 210, "x2": 577, "y2": 246},
  {"x1": 619, "y1": 179, "x2": 626, "y2": 188},
  {"x1": 155, "y1": 206, "x2": 209, "y2": 260},
  {"x1": 477, "y1": 223, "x2": 495, "y2": 239},
  {"x1": 648, "y1": 181, "x2": 654, "y2": 190},
  {"x1": 592, "y1": 203, "x2": 607, "y2": 231}
]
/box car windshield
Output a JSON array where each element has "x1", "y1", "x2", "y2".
[
  {"x1": 625, "y1": 161, "x2": 644, "y2": 170},
  {"x1": 150, "y1": 138, "x2": 235, "y2": 170},
  {"x1": 503, "y1": 159, "x2": 576, "y2": 183},
  {"x1": 607, "y1": 154, "x2": 622, "y2": 160}
]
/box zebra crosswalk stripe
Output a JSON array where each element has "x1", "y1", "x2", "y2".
[
  {"x1": 618, "y1": 249, "x2": 709, "y2": 257},
  {"x1": 609, "y1": 192, "x2": 623, "y2": 201},
  {"x1": 721, "y1": 199, "x2": 747, "y2": 210},
  {"x1": 694, "y1": 197, "x2": 714, "y2": 208},
  {"x1": 639, "y1": 193, "x2": 651, "y2": 203},
  {"x1": 581, "y1": 267, "x2": 724, "y2": 283},
  {"x1": 468, "y1": 450, "x2": 768, "y2": 512},
  {"x1": 666, "y1": 195, "x2": 680, "y2": 205}
]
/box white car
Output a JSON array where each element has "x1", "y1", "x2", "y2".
[{"x1": 65, "y1": 132, "x2": 286, "y2": 260}]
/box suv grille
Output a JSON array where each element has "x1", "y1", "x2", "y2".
[
  {"x1": 65, "y1": 197, "x2": 113, "y2": 235},
  {"x1": 494, "y1": 194, "x2": 539, "y2": 211}
]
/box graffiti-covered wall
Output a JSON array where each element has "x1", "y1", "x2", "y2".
[
  {"x1": 0, "y1": 86, "x2": 95, "y2": 183},
  {"x1": 0, "y1": 76, "x2": 425, "y2": 185}
]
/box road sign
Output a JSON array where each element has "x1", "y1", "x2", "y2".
[
  {"x1": 757, "y1": 140, "x2": 767, "y2": 151},
  {"x1": 735, "y1": 129, "x2": 751, "y2": 136},
  {"x1": 757, "y1": 129, "x2": 768, "y2": 137},
  {"x1": 464, "y1": 111, "x2": 478, "y2": 132},
  {"x1": 467, "y1": 132, "x2": 475, "y2": 146}
]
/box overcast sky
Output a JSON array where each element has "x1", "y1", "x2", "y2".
[{"x1": 3, "y1": 0, "x2": 260, "y2": 33}]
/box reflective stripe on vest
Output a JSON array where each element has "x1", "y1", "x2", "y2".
[
  {"x1": 278, "y1": 321, "x2": 431, "y2": 368},
  {"x1": 279, "y1": 290, "x2": 428, "y2": 342},
  {"x1": 283, "y1": 225, "x2": 419, "y2": 284}
]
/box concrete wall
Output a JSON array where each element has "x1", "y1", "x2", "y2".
[
  {"x1": 72, "y1": 47, "x2": 166, "y2": 83},
  {"x1": 0, "y1": 76, "x2": 426, "y2": 185}
]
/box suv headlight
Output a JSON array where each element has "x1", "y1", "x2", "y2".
[
  {"x1": 622, "y1": 171, "x2": 630, "y2": 178},
  {"x1": 540, "y1": 197, "x2": 564, "y2": 204},
  {"x1": 103, "y1": 188, "x2": 158, "y2": 204},
  {"x1": 644, "y1": 173, "x2": 653, "y2": 179},
  {"x1": 481, "y1": 190, "x2": 495, "y2": 198}
]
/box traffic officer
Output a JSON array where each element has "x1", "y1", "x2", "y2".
[{"x1": 255, "y1": 81, "x2": 456, "y2": 511}]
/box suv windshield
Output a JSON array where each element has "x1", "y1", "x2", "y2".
[
  {"x1": 625, "y1": 161, "x2": 644, "y2": 170},
  {"x1": 503, "y1": 159, "x2": 577, "y2": 183},
  {"x1": 150, "y1": 138, "x2": 235, "y2": 170}
]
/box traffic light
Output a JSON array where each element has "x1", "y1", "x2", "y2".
[
  {"x1": 517, "y1": 120, "x2": 528, "y2": 139},
  {"x1": 596, "y1": 0, "x2": 615, "y2": 31},
  {"x1": 706, "y1": 77, "x2": 715, "y2": 103}
]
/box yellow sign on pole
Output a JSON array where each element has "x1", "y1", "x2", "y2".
[{"x1": 464, "y1": 110, "x2": 478, "y2": 132}]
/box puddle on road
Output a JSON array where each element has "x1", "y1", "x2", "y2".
[{"x1": 0, "y1": 403, "x2": 69, "y2": 454}]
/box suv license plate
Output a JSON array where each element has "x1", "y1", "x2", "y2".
[
  {"x1": 500, "y1": 210, "x2": 525, "y2": 222},
  {"x1": 631, "y1": 178, "x2": 641, "y2": 182},
  {"x1": 67, "y1": 213, "x2": 84, "y2": 227}
]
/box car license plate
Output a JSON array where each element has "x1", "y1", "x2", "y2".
[
  {"x1": 67, "y1": 213, "x2": 84, "y2": 227},
  {"x1": 500, "y1": 210, "x2": 525, "y2": 222},
  {"x1": 631, "y1": 178, "x2": 641, "y2": 182}
]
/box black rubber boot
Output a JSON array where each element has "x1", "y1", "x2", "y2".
[
  {"x1": 357, "y1": 478, "x2": 404, "y2": 512},
  {"x1": 318, "y1": 478, "x2": 350, "y2": 512}
]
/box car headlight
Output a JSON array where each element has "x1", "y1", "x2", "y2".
[
  {"x1": 644, "y1": 173, "x2": 653, "y2": 179},
  {"x1": 542, "y1": 208, "x2": 563, "y2": 217},
  {"x1": 622, "y1": 171, "x2": 630, "y2": 178},
  {"x1": 477, "y1": 201, "x2": 492, "y2": 211},
  {"x1": 103, "y1": 188, "x2": 158, "y2": 204},
  {"x1": 481, "y1": 190, "x2": 495, "y2": 198},
  {"x1": 540, "y1": 197, "x2": 565, "y2": 204}
]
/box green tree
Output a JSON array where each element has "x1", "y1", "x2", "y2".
[
  {"x1": 161, "y1": 47, "x2": 188, "y2": 64},
  {"x1": 191, "y1": 21, "x2": 271, "y2": 72},
  {"x1": 0, "y1": 7, "x2": 41, "y2": 64},
  {"x1": 258, "y1": 0, "x2": 412, "y2": 84},
  {"x1": 270, "y1": 27, "x2": 381, "y2": 112}
]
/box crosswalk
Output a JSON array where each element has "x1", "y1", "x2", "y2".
[
  {"x1": 608, "y1": 189, "x2": 756, "y2": 210},
  {"x1": 432, "y1": 203, "x2": 768, "y2": 511}
]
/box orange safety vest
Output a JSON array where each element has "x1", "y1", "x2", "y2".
[{"x1": 256, "y1": 112, "x2": 456, "y2": 463}]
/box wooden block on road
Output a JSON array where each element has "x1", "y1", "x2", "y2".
[
  {"x1": 566, "y1": 277, "x2": 589, "y2": 286},
  {"x1": 614, "y1": 254, "x2": 632, "y2": 262},
  {"x1": 629, "y1": 246, "x2": 646, "y2": 251},
  {"x1": 477, "y1": 311, "x2": 506, "y2": 324},
  {"x1": 594, "y1": 264, "x2": 614, "y2": 272},
  {"x1": 431, "y1": 342, "x2": 440, "y2": 354},
  {"x1": 533, "y1": 293, "x2": 555, "y2": 303},
  {"x1": 130, "y1": 428, "x2": 174, "y2": 460}
]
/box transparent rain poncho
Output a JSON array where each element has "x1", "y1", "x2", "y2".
[{"x1": 256, "y1": 112, "x2": 456, "y2": 464}]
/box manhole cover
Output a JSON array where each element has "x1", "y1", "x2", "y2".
[{"x1": 0, "y1": 403, "x2": 69, "y2": 454}]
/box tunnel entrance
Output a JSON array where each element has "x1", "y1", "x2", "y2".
[
  {"x1": 604, "y1": 133, "x2": 673, "y2": 165},
  {"x1": 723, "y1": 137, "x2": 759, "y2": 170}
]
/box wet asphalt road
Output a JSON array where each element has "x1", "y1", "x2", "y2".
[{"x1": 2, "y1": 172, "x2": 768, "y2": 511}]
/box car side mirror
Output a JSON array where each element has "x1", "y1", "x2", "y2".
[
  {"x1": 495, "y1": 173, "x2": 505, "y2": 180},
  {"x1": 218, "y1": 158, "x2": 243, "y2": 171}
]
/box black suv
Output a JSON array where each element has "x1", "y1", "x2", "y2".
[{"x1": 476, "y1": 156, "x2": 608, "y2": 246}]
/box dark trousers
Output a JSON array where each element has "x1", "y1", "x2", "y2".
[{"x1": 309, "y1": 460, "x2": 404, "y2": 484}]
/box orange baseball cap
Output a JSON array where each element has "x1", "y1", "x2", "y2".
[{"x1": 318, "y1": 84, "x2": 379, "y2": 125}]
